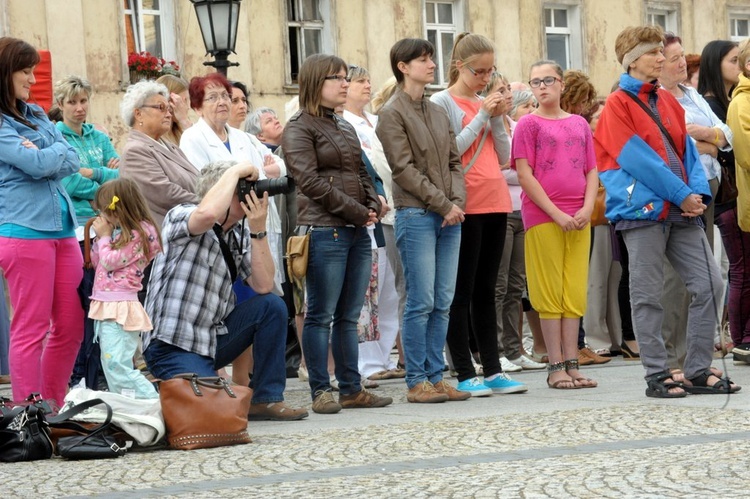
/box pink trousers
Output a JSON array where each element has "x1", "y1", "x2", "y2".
[{"x1": 0, "y1": 237, "x2": 83, "y2": 405}]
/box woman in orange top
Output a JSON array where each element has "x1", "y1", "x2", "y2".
[{"x1": 431, "y1": 33, "x2": 526, "y2": 396}]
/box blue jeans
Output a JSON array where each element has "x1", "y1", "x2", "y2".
[
  {"x1": 395, "y1": 208, "x2": 461, "y2": 388},
  {"x1": 304, "y1": 226, "x2": 371, "y2": 398},
  {"x1": 144, "y1": 294, "x2": 288, "y2": 404}
]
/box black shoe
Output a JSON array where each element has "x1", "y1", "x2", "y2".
[{"x1": 732, "y1": 343, "x2": 750, "y2": 364}]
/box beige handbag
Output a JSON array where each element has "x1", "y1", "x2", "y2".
[{"x1": 286, "y1": 233, "x2": 310, "y2": 279}]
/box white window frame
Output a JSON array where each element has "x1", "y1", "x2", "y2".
[
  {"x1": 122, "y1": 0, "x2": 176, "y2": 61},
  {"x1": 729, "y1": 7, "x2": 750, "y2": 42},
  {"x1": 645, "y1": 1, "x2": 680, "y2": 34},
  {"x1": 543, "y1": 3, "x2": 583, "y2": 71},
  {"x1": 285, "y1": 0, "x2": 334, "y2": 86},
  {"x1": 424, "y1": 0, "x2": 464, "y2": 88}
]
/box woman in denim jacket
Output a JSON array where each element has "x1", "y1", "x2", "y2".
[{"x1": 0, "y1": 37, "x2": 82, "y2": 406}]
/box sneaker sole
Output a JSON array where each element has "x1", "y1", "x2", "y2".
[
  {"x1": 457, "y1": 388, "x2": 493, "y2": 397},
  {"x1": 489, "y1": 386, "x2": 528, "y2": 394}
]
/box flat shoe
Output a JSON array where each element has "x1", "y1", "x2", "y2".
[{"x1": 368, "y1": 370, "x2": 393, "y2": 381}]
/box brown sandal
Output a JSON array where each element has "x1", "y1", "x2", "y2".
[
  {"x1": 546, "y1": 362, "x2": 578, "y2": 389},
  {"x1": 564, "y1": 359, "x2": 597, "y2": 388}
]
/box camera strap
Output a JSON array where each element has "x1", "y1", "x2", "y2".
[{"x1": 212, "y1": 223, "x2": 238, "y2": 283}]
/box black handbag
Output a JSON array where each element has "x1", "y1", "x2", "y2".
[
  {"x1": 49, "y1": 398, "x2": 127, "y2": 460},
  {"x1": 0, "y1": 402, "x2": 54, "y2": 462}
]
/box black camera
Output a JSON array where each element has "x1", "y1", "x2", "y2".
[{"x1": 237, "y1": 176, "x2": 295, "y2": 202}]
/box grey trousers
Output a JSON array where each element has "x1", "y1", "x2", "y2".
[
  {"x1": 622, "y1": 223, "x2": 722, "y2": 379},
  {"x1": 495, "y1": 214, "x2": 525, "y2": 359},
  {"x1": 660, "y1": 259, "x2": 689, "y2": 370}
]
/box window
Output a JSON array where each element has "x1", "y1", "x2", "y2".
[
  {"x1": 286, "y1": 0, "x2": 333, "y2": 84},
  {"x1": 543, "y1": 5, "x2": 582, "y2": 71},
  {"x1": 730, "y1": 10, "x2": 750, "y2": 42},
  {"x1": 645, "y1": 2, "x2": 680, "y2": 34},
  {"x1": 123, "y1": 0, "x2": 176, "y2": 60},
  {"x1": 425, "y1": 1, "x2": 463, "y2": 87}
]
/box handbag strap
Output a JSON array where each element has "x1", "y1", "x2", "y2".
[
  {"x1": 463, "y1": 122, "x2": 491, "y2": 175},
  {"x1": 48, "y1": 398, "x2": 113, "y2": 439},
  {"x1": 621, "y1": 89, "x2": 681, "y2": 156},
  {"x1": 212, "y1": 224, "x2": 238, "y2": 283}
]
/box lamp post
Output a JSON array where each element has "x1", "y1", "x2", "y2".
[{"x1": 189, "y1": 0, "x2": 242, "y2": 76}]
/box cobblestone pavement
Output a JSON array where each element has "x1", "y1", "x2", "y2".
[{"x1": 2, "y1": 358, "x2": 749, "y2": 498}]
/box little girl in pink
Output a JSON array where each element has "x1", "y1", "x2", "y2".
[{"x1": 89, "y1": 178, "x2": 162, "y2": 398}]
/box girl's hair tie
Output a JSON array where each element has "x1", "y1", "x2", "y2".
[{"x1": 108, "y1": 195, "x2": 120, "y2": 211}]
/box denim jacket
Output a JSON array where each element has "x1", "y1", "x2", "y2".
[{"x1": 0, "y1": 101, "x2": 80, "y2": 231}]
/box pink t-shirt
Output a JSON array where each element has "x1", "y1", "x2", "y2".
[
  {"x1": 511, "y1": 114, "x2": 596, "y2": 230},
  {"x1": 454, "y1": 96, "x2": 512, "y2": 215}
]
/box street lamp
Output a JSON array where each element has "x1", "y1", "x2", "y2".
[{"x1": 189, "y1": 0, "x2": 242, "y2": 76}]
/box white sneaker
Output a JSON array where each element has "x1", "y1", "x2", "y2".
[
  {"x1": 297, "y1": 365, "x2": 309, "y2": 382},
  {"x1": 500, "y1": 356, "x2": 523, "y2": 372},
  {"x1": 509, "y1": 355, "x2": 546, "y2": 370}
]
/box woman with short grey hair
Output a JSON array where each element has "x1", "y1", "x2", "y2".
[
  {"x1": 244, "y1": 106, "x2": 283, "y2": 151},
  {"x1": 509, "y1": 90, "x2": 536, "y2": 121},
  {"x1": 118, "y1": 80, "x2": 199, "y2": 228}
]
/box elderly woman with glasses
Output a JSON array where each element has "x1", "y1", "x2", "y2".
[
  {"x1": 118, "y1": 80, "x2": 199, "y2": 228},
  {"x1": 595, "y1": 25, "x2": 739, "y2": 397},
  {"x1": 179, "y1": 73, "x2": 286, "y2": 297}
]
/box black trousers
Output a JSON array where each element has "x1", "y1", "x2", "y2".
[{"x1": 446, "y1": 213, "x2": 507, "y2": 382}]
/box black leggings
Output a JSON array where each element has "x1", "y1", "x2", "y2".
[{"x1": 446, "y1": 213, "x2": 507, "y2": 381}]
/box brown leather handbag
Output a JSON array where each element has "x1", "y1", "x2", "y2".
[{"x1": 158, "y1": 374, "x2": 252, "y2": 450}]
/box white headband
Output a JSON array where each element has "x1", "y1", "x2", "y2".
[{"x1": 621, "y1": 41, "x2": 664, "y2": 71}]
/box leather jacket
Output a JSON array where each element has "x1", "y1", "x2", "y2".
[
  {"x1": 282, "y1": 108, "x2": 380, "y2": 226},
  {"x1": 375, "y1": 87, "x2": 465, "y2": 216}
]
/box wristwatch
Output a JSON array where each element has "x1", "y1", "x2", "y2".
[{"x1": 249, "y1": 231, "x2": 267, "y2": 240}]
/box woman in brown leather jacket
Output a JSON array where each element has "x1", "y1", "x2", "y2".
[{"x1": 282, "y1": 54, "x2": 392, "y2": 414}]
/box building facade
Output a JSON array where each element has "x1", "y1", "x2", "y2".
[{"x1": 2, "y1": 0, "x2": 750, "y2": 148}]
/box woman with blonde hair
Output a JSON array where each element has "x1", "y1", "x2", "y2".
[
  {"x1": 431, "y1": 32, "x2": 526, "y2": 396},
  {"x1": 726, "y1": 37, "x2": 750, "y2": 364},
  {"x1": 156, "y1": 74, "x2": 192, "y2": 145}
]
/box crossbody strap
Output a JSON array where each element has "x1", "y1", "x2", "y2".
[
  {"x1": 212, "y1": 224, "x2": 238, "y2": 283},
  {"x1": 463, "y1": 122, "x2": 491, "y2": 175},
  {"x1": 621, "y1": 89, "x2": 681, "y2": 156}
]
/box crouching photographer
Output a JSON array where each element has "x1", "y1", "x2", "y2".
[{"x1": 142, "y1": 159, "x2": 308, "y2": 421}]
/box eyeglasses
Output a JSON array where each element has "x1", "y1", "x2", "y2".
[
  {"x1": 529, "y1": 76, "x2": 561, "y2": 88},
  {"x1": 141, "y1": 103, "x2": 170, "y2": 114},
  {"x1": 466, "y1": 65, "x2": 496, "y2": 78},
  {"x1": 324, "y1": 75, "x2": 351, "y2": 83},
  {"x1": 204, "y1": 92, "x2": 231, "y2": 103},
  {"x1": 231, "y1": 96, "x2": 248, "y2": 105}
]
